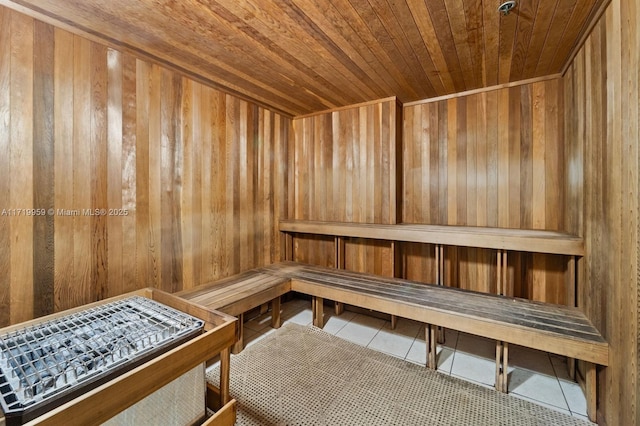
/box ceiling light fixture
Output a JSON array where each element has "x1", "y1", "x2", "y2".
[{"x1": 498, "y1": 1, "x2": 516, "y2": 15}]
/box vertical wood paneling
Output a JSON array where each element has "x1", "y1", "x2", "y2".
[
  {"x1": 403, "y1": 81, "x2": 566, "y2": 301},
  {"x1": 90, "y1": 42, "x2": 108, "y2": 301},
  {"x1": 291, "y1": 99, "x2": 399, "y2": 274},
  {"x1": 53, "y1": 28, "x2": 74, "y2": 312},
  {"x1": 121, "y1": 54, "x2": 137, "y2": 294},
  {"x1": 10, "y1": 11, "x2": 34, "y2": 324},
  {"x1": 0, "y1": 5, "x2": 291, "y2": 327},
  {"x1": 32, "y1": 20, "x2": 55, "y2": 318},
  {"x1": 0, "y1": 7, "x2": 11, "y2": 326},
  {"x1": 564, "y1": 0, "x2": 639, "y2": 423},
  {"x1": 106, "y1": 49, "x2": 123, "y2": 299}
]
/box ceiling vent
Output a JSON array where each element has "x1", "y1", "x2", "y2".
[{"x1": 498, "y1": 1, "x2": 517, "y2": 15}]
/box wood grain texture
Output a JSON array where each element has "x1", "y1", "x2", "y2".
[
  {"x1": 290, "y1": 99, "x2": 399, "y2": 276},
  {"x1": 0, "y1": 6, "x2": 10, "y2": 327},
  {"x1": 0, "y1": 8, "x2": 291, "y2": 327},
  {"x1": 563, "y1": 0, "x2": 639, "y2": 423},
  {"x1": 32, "y1": 20, "x2": 55, "y2": 318},
  {"x1": 403, "y1": 80, "x2": 568, "y2": 302},
  {"x1": 0, "y1": 0, "x2": 607, "y2": 116}
]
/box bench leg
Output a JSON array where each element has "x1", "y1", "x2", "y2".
[
  {"x1": 426, "y1": 324, "x2": 437, "y2": 370},
  {"x1": 335, "y1": 302, "x2": 344, "y2": 315},
  {"x1": 585, "y1": 362, "x2": 597, "y2": 422},
  {"x1": 271, "y1": 297, "x2": 281, "y2": 329},
  {"x1": 495, "y1": 341, "x2": 509, "y2": 393},
  {"x1": 260, "y1": 303, "x2": 269, "y2": 315},
  {"x1": 231, "y1": 313, "x2": 244, "y2": 354},
  {"x1": 220, "y1": 346, "x2": 231, "y2": 406},
  {"x1": 391, "y1": 315, "x2": 398, "y2": 330},
  {"x1": 312, "y1": 297, "x2": 324, "y2": 328},
  {"x1": 437, "y1": 327, "x2": 445, "y2": 344},
  {"x1": 567, "y1": 357, "x2": 576, "y2": 380}
]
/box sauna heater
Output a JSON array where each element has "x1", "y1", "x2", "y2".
[{"x1": 0, "y1": 296, "x2": 205, "y2": 425}]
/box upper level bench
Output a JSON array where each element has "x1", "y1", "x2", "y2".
[{"x1": 279, "y1": 220, "x2": 584, "y2": 300}]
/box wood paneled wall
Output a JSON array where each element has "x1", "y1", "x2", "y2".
[
  {"x1": 564, "y1": 0, "x2": 639, "y2": 423},
  {"x1": 290, "y1": 99, "x2": 401, "y2": 275},
  {"x1": 403, "y1": 81, "x2": 568, "y2": 303},
  {"x1": 0, "y1": 6, "x2": 291, "y2": 327}
]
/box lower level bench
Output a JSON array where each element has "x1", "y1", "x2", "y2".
[
  {"x1": 178, "y1": 261, "x2": 609, "y2": 422},
  {"x1": 176, "y1": 269, "x2": 291, "y2": 353}
]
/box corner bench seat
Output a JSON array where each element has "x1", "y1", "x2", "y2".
[
  {"x1": 177, "y1": 260, "x2": 608, "y2": 421},
  {"x1": 176, "y1": 269, "x2": 291, "y2": 352}
]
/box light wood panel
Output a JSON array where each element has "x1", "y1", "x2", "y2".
[
  {"x1": 290, "y1": 99, "x2": 400, "y2": 276},
  {"x1": 564, "y1": 0, "x2": 639, "y2": 423},
  {"x1": 0, "y1": 0, "x2": 607, "y2": 116},
  {"x1": 403, "y1": 80, "x2": 568, "y2": 303},
  {"x1": 0, "y1": 6, "x2": 291, "y2": 327}
]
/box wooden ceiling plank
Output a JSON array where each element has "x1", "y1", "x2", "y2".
[
  {"x1": 288, "y1": 0, "x2": 399, "y2": 97},
  {"x1": 345, "y1": 0, "x2": 432, "y2": 98},
  {"x1": 385, "y1": 0, "x2": 447, "y2": 94},
  {"x1": 519, "y1": 0, "x2": 560, "y2": 79},
  {"x1": 497, "y1": 7, "x2": 518, "y2": 83},
  {"x1": 534, "y1": 0, "x2": 578, "y2": 76},
  {"x1": 355, "y1": 0, "x2": 438, "y2": 96},
  {"x1": 551, "y1": 0, "x2": 607, "y2": 75},
  {"x1": 481, "y1": 0, "x2": 501, "y2": 86},
  {"x1": 425, "y1": 0, "x2": 467, "y2": 92},
  {"x1": 279, "y1": 0, "x2": 389, "y2": 99},
  {"x1": 403, "y1": 0, "x2": 458, "y2": 94},
  {"x1": 328, "y1": 0, "x2": 422, "y2": 100},
  {"x1": 509, "y1": 0, "x2": 540, "y2": 81},
  {"x1": 258, "y1": 0, "x2": 379, "y2": 102},
  {"x1": 196, "y1": 0, "x2": 354, "y2": 111},
  {"x1": 157, "y1": 1, "x2": 333, "y2": 111},
  {"x1": 461, "y1": 0, "x2": 485, "y2": 88},
  {"x1": 439, "y1": 0, "x2": 475, "y2": 91},
  {"x1": 212, "y1": 0, "x2": 376, "y2": 107}
]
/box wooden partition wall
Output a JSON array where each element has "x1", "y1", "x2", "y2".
[
  {"x1": 0, "y1": 6, "x2": 291, "y2": 327},
  {"x1": 290, "y1": 99, "x2": 402, "y2": 275},
  {"x1": 403, "y1": 80, "x2": 568, "y2": 304},
  {"x1": 291, "y1": 82, "x2": 568, "y2": 304},
  {"x1": 564, "y1": 0, "x2": 639, "y2": 423}
]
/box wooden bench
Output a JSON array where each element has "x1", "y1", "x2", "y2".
[
  {"x1": 176, "y1": 269, "x2": 291, "y2": 353},
  {"x1": 177, "y1": 260, "x2": 608, "y2": 422}
]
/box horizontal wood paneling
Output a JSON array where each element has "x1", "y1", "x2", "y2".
[
  {"x1": 403, "y1": 80, "x2": 567, "y2": 303},
  {"x1": 0, "y1": 0, "x2": 607, "y2": 116},
  {"x1": 564, "y1": 0, "x2": 639, "y2": 423},
  {"x1": 290, "y1": 99, "x2": 400, "y2": 276},
  {"x1": 0, "y1": 6, "x2": 291, "y2": 327}
]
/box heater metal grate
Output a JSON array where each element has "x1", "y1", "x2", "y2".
[{"x1": 0, "y1": 296, "x2": 204, "y2": 424}]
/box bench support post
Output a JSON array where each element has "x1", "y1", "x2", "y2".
[
  {"x1": 426, "y1": 324, "x2": 437, "y2": 369},
  {"x1": 391, "y1": 315, "x2": 398, "y2": 329},
  {"x1": 312, "y1": 297, "x2": 324, "y2": 328},
  {"x1": 495, "y1": 341, "x2": 509, "y2": 393},
  {"x1": 585, "y1": 362, "x2": 597, "y2": 422},
  {"x1": 220, "y1": 346, "x2": 231, "y2": 405},
  {"x1": 259, "y1": 303, "x2": 269, "y2": 315},
  {"x1": 231, "y1": 313, "x2": 244, "y2": 354},
  {"x1": 333, "y1": 237, "x2": 346, "y2": 317},
  {"x1": 271, "y1": 297, "x2": 281, "y2": 328},
  {"x1": 435, "y1": 245, "x2": 446, "y2": 343},
  {"x1": 567, "y1": 256, "x2": 577, "y2": 380}
]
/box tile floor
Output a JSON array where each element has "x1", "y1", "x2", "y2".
[{"x1": 238, "y1": 297, "x2": 592, "y2": 423}]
